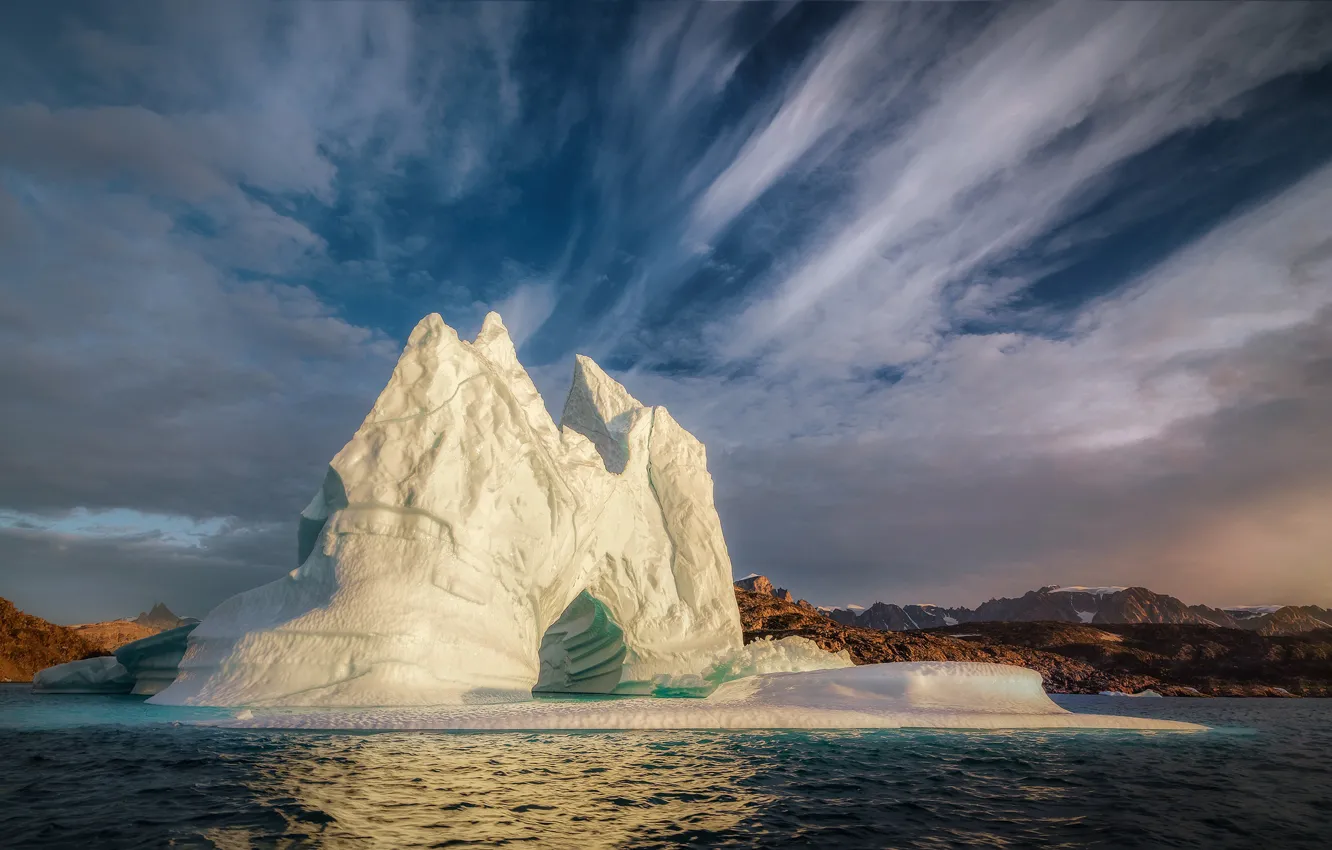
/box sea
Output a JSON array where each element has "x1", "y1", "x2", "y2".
[{"x1": 1, "y1": 685, "x2": 1328, "y2": 849}]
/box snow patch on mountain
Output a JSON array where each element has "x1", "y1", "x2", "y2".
[
  {"x1": 1224, "y1": 605, "x2": 1284, "y2": 616},
  {"x1": 1049, "y1": 586, "x2": 1128, "y2": 596}
]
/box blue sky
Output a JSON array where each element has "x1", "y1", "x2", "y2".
[{"x1": 2, "y1": 2, "x2": 1331, "y2": 621}]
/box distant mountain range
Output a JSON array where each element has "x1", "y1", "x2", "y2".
[
  {"x1": 767, "y1": 582, "x2": 1332, "y2": 637},
  {"x1": 735, "y1": 587, "x2": 1332, "y2": 697},
  {"x1": 133, "y1": 602, "x2": 192, "y2": 631}
]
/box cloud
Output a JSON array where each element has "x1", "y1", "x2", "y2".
[
  {"x1": 672, "y1": 164, "x2": 1332, "y2": 607},
  {"x1": 683, "y1": 4, "x2": 924, "y2": 249},
  {"x1": 706, "y1": 3, "x2": 1332, "y2": 375},
  {"x1": 1, "y1": 2, "x2": 1329, "y2": 622},
  {"x1": 0, "y1": 521, "x2": 290, "y2": 624},
  {"x1": 494, "y1": 281, "x2": 560, "y2": 350},
  {"x1": 711, "y1": 302, "x2": 1332, "y2": 609}
]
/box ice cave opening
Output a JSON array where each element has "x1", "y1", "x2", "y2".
[{"x1": 534, "y1": 591, "x2": 632, "y2": 696}]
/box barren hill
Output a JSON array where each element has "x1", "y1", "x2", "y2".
[
  {"x1": 737, "y1": 588, "x2": 1332, "y2": 696},
  {"x1": 0, "y1": 598, "x2": 107, "y2": 682}
]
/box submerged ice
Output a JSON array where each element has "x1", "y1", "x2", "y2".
[
  {"x1": 151, "y1": 312, "x2": 845, "y2": 707},
  {"x1": 210, "y1": 664, "x2": 1203, "y2": 732}
]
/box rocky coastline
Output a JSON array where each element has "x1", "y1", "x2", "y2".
[{"x1": 737, "y1": 588, "x2": 1332, "y2": 696}]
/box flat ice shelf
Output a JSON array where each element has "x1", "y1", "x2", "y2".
[{"x1": 201, "y1": 663, "x2": 1203, "y2": 732}]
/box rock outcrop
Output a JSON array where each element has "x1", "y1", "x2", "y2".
[
  {"x1": 0, "y1": 597, "x2": 105, "y2": 682},
  {"x1": 734, "y1": 574, "x2": 795, "y2": 603},
  {"x1": 737, "y1": 588, "x2": 1332, "y2": 696},
  {"x1": 70, "y1": 621, "x2": 164, "y2": 654},
  {"x1": 133, "y1": 603, "x2": 192, "y2": 631}
]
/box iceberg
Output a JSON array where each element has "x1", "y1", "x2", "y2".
[
  {"x1": 125, "y1": 310, "x2": 1199, "y2": 732},
  {"x1": 31, "y1": 624, "x2": 198, "y2": 695},
  {"x1": 32, "y1": 656, "x2": 135, "y2": 694},
  {"x1": 114, "y1": 624, "x2": 196, "y2": 695},
  {"x1": 152, "y1": 312, "x2": 829, "y2": 707}
]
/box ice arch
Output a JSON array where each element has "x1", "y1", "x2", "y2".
[
  {"x1": 149, "y1": 312, "x2": 790, "y2": 708},
  {"x1": 535, "y1": 591, "x2": 631, "y2": 695}
]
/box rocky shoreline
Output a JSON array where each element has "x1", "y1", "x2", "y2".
[
  {"x1": 0, "y1": 598, "x2": 191, "y2": 682},
  {"x1": 737, "y1": 589, "x2": 1332, "y2": 696}
]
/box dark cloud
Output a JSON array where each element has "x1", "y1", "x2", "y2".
[
  {"x1": 0, "y1": 2, "x2": 1329, "y2": 626},
  {"x1": 0, "y1": 522, "x2": 291, "y2": 624},
  {"x1": 714, "y1": 308, "x2": 1332, "y2": 609},
  {"x1": 0, "y1": 186, "x2": 391, "y2": 523}
]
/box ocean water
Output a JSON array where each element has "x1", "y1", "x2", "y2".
[{"x1": 1, "y1": 686, "x2": 1328, "y2": 849}]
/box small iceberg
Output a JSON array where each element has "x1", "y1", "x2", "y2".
[{"x1": 32, "y1": 656, "x2": 134, "y2": 694}]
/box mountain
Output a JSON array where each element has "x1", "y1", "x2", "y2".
[
  {"x1": 902, "y1": 604, "x2": 966, "y2": 629},
  {"x1": 812, "y1": 581, "x2": 1332, "y2": 636},
  {"x1": 734, "y1": 574, "x2": 795, "y2": 603},
  {"x1": 1225, "y1": 605, "x2": 1332, "y2": 636},
  {"x1": 0, "y1": 597, "x2": 106, "y2": 682},
  {"x1": 735, "y1": 587, "x2": 1332, "y2": 697},
  {"x1": 70, "y1": 620, "x2": 162, "y2": 654},
  {"x1": 840, "y1": 601, "x2": 968, "y2": 630},
  {"x1": 133, "y1": 602, "x2": 191, "y2": 631},
  {"x1": 973, "y1": 586, "x2": 1222, "y2": 626}
]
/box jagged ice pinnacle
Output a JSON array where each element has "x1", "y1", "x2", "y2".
[{"x1": 151, "y1": 312, "x2": 847, "y2": 707}]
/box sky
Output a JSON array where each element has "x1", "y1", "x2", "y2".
[{"x1": 1, "y1": 1, "x2": 1330, "y2": 623}]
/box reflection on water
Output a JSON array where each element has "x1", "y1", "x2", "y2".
[
  {"x1": 3, "y1": 687, "x2": 1331, "y2": 849},
  {"x1": 207, "y1": 732, "x2": 763, "y2": 847}
]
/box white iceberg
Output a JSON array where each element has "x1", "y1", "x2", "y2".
[
  {"x1": 152, "y1": 312, "x2": 832, "y2": 707},
  {"x1": 139, "y1": 311, "x2": 1199, "y2": 732},
  {"x1": 114, "y1": 624, "x2": 196, "y2": 695},
  {"x1": 33, "y1": 656, "x2": 134, "y2": 694},
  {"x1": 32, "y1": 624, "x2": 197, "y2": 695}
]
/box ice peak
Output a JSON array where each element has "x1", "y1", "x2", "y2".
[
  {"x1": 407, "y1": 312, "x2": 458, "y2": 348},
  {"x1": 566, "y1": 355, "x2": 643, "y2": 415},
  {"x1": 148, "y1": 310, "x2": 759, "y2": 708},
  {"x1": 560, "y1": 354, "x2": 645, "y2": 474},
  {"x1": 474, "y1": 311, "x2": 510, "y2": 344},
  {"x1": 471, "y1": 310, "x2": 525, "y2": 374}
]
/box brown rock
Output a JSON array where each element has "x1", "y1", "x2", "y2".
[
  {"x1": 70, "y1": 621, "x2": 165, "y2": 654},
  {"x1": 735, "y1": 588, "x2": 1332, "y2": 697},
  {"x1": 0, "y1": 597, "x2": 107, "y2": 682}
]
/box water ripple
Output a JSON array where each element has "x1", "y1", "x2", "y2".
[{"x1": 1, "y1": 688, "x2": 1329, "y2": 849}]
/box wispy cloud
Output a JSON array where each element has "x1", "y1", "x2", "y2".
[
  {"x1": 2, "y1": 2, "x2": 1329, "y2": 619},
  {"x1": 710, "y1": 3, "x2": 1332, "y2": 377}
]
